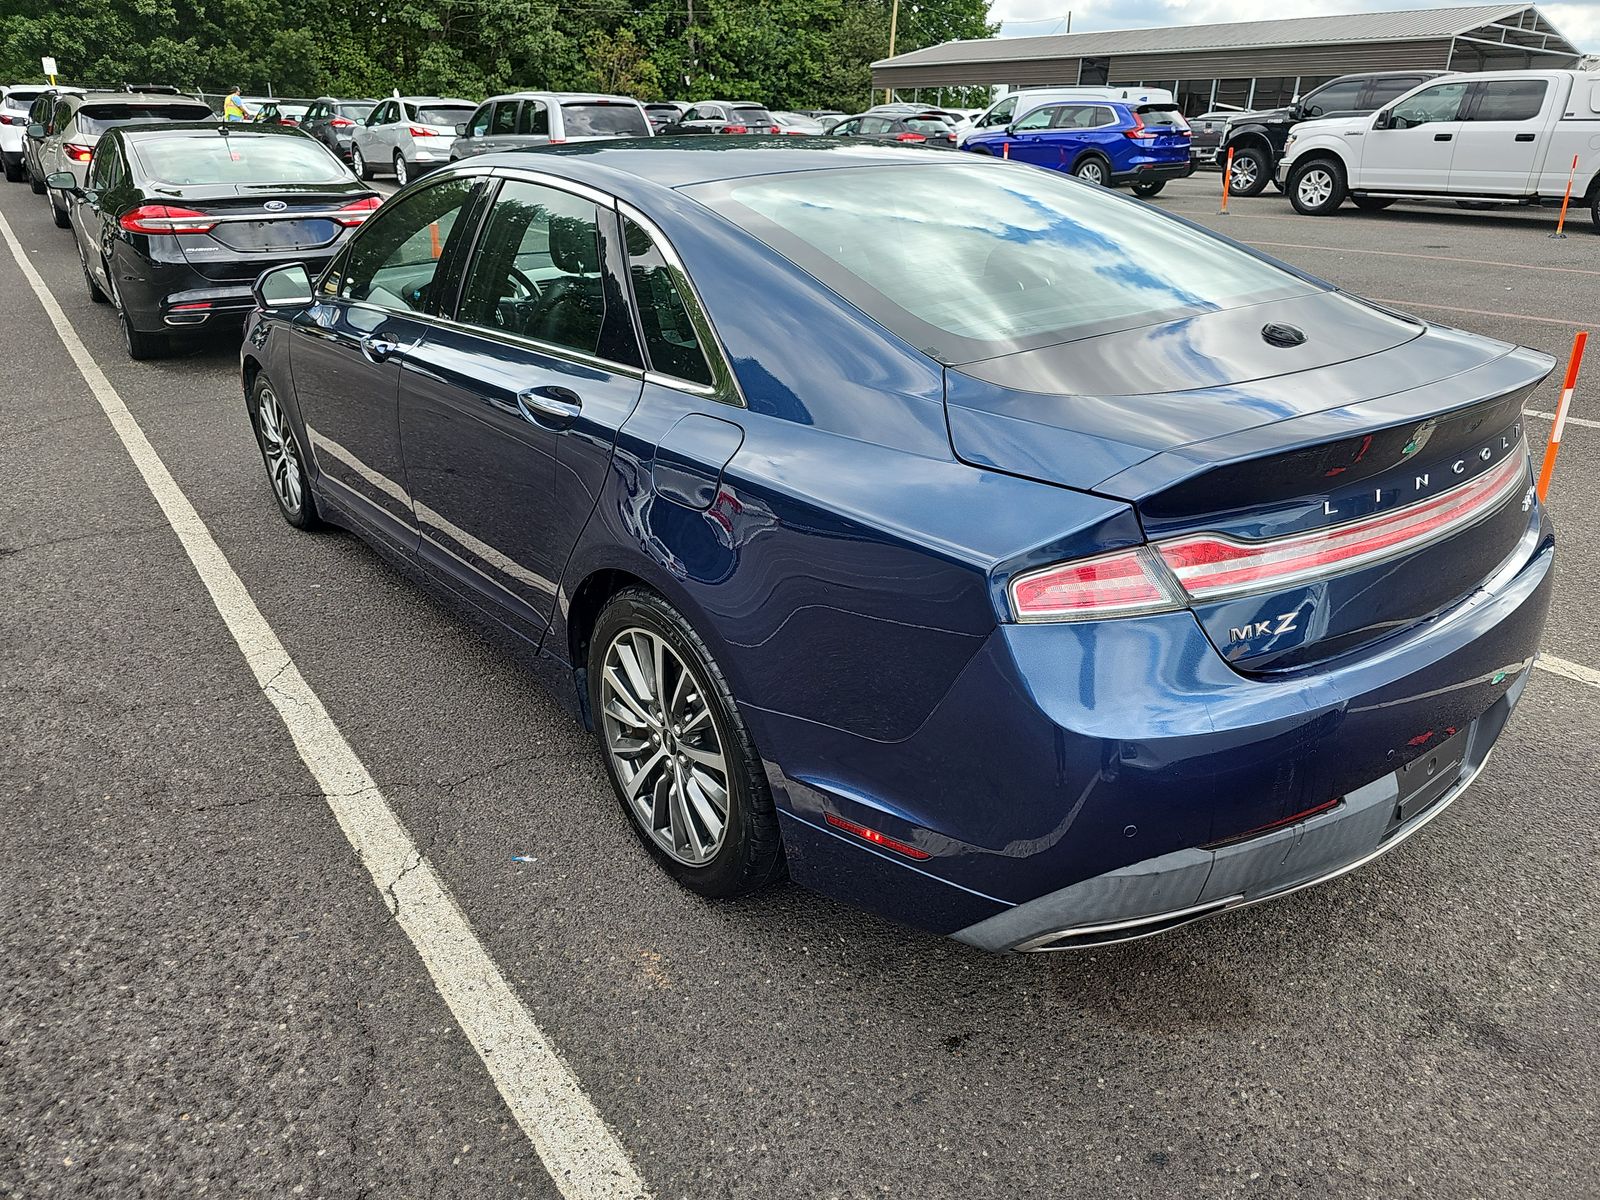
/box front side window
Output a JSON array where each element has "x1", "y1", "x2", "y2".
[
  {"x1": 490, "y1": 101, "x2": 518, "y2": 135},
  {"x1": 456, "y1": 179, "x2": 605, "y2": 357},
  {"x1": 623, "y1": 218, "x2": 713, "y2": 387},
  {"x1": 467, "y1": 104, "x2": 492, "y2": 137},
  {"x1": 983, "y1": 97, "x2": 1016, "y2": 127},
  {"x1": 1390, "y1": 81, "x2": 1470, "y2": 129},
  {"x1": 1012, "y1": 106, "x2": 1055, "y2": 132},
  {"x1": 368, "y1": 102, "x2": 391, "y2": 127},
  {"x1": 1470, "y1": 80, "x2": 1548, "y2": 122},
  {"x1": 829, "y1": 118, "x2": 860, "y2": 136},
  {"x1": 699, "y1": 161, "x2": 1320, "y2": 361},
  {"x1": 339, "y1": 177, "x2": 476, "y2": 312}
]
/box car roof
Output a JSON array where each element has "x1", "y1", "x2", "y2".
[
  {"x1": 316, "y1": 96, "x2": 378, "y2": 104},
  {"x1": 473, "y1": 138, "x2": 958, "y2": 194},
  {"x1": 479, "y1": 91, "x2": 643, "y2": 104},
  {"x1": 392, "y1": 96, "x2": 474, "y2": 105}
]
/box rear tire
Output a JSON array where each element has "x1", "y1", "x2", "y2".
[
  {"x1": 1352, "y1": 195, "x2": 1395, "y2": 212},
  {"x1": 393, "y1": 153, "x2": 409, "y2": 187},
  {"x1": 1071, "y1": 155, "x2": 1108, "y2": 186},
  {"x1": 1288, "y1": 157, "x2": 1347, "y2": 216},
  {"x1": 352, "y1": 146, "x2": 371, "y2": 180},
  {"x1": 79, "y1": 244, "x2": 107, "y2": 303},
  {"x1": 3, "y1": 158, "x2": 22, "y2": 183},
  {"x1": 588, "y1": 588, "x2": 784, "y2": 900},
  {"x1": 108, "y1": 272, "x2": 168, "y2": 361},
  {"x1": 1226, "y1": 145, "x2": 1270, "y2": 197},
  {"x1": 1132, "y1": 179, "x2": 1166, "y2": 198},
  {"x1": 1590, "y1": 187, "x2": 1599, "y2": 232}
]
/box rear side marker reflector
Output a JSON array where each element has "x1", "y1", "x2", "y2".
[
  {"x1": 1201, "y1": 797, "x2": 1341, "y2": 849},
  {"x1": 824, "y1": 812, "x2": 930, "y2": 860},
  {"x1": 1010, "y1": 447, "x2": 1528, "y2": 622}
]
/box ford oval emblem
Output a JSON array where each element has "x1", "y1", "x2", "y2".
[
  {"x1": 1261, "y1": 322, "x2": 1306, "y2": 348},
  {"x1": 264, "y1": 200, "x2": 287, "y2": 212}
]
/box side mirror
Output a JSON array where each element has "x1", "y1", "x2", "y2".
[
  {"x1": 27, "y1": 122, "x2": 45, "y2": 138},
  {"x1": 1373, "y1": 109, "x2": 1392, "y2": 130},
  {"x1": 45, "y1": 171, "x2": 79, "y2": 194},
  {"x1": 252, "y1": 262, "x2": 314, "y2": 311},
  {"x1": 455, "y1": 123, "x2": 467, "y2": 136}
]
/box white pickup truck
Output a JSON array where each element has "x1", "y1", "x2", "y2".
[{"x1": 1277, "y1": 69, "x2": 1599, "y2": 225}]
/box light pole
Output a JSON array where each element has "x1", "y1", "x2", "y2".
[{"x1": 884, "y1": 0, "x2": 899, "y2": 104}]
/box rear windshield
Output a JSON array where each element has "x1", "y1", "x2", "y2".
[
  {"x1": 695, "y1": 161, "x2": 1319, "y2": 362},
  {"x1": 339, "y1": 103, "x2": 374, "y2": 120},
  {"x1": 4, "y1": 90, "x2": 43, "y2": 109},
  {"x1": 131, "y1": 134, "x2": 348, "y2": 185},
  {"x1": 731, "y1": 107, "x2": 774, "y2": 126},
  {"x1": 1137, "y1": 104, "x2": 1189, "y2": 129},
  {"x1": 412, "y1": 104, "x2": 473, "y2": 126},
  {"x1": 560, "y1": 102, "x2": 649, "y2": 137},
  {"x1": 77, "y1": 103, "x2": 213, "y2": 133}
]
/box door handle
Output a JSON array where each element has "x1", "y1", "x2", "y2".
[
  {"x1": 1433, "y1": 133, "x2": 1453, "y2": 141},
  {"x1": 360, "y1": 333, "x2": 403, "y2": 364},
  {"x1": 516, "y1": 385, "x2": 582, "y2": 429},
  {"x1": 1514, "y1": 133, "x2": 1536, "y2": 142}
]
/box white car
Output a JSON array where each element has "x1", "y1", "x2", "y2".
[
  {"x1": 351, "y1": 95, "x2": 477, "y2": 186},
  {"x1": 1278, "y1": 69, "x2": 1600, "y2": 222},
  {"x1": 1, "y1": 85, "x2": 48, "y2": 181}
]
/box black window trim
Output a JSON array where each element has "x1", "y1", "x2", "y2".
[{"x1": 1462, "y1": 77, "x2": 1549, "y2": 123}]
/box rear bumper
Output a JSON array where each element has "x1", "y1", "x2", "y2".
[
  {"x1": 1112, "y1": 158, "x2": 1194, "y2": 186},
  {"x1": 954, "y1": 671, "x2": 1521, "y2": 951},
  {"x1": 115, "y1": 249, "x2": 342, "y2": 332}
]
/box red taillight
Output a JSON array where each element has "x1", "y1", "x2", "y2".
[
  {"x1": 408, "y1": 126, "x2": 441, "y2": 137},
  {"x1": 0, "y1": 114, "x2": 15, "y2": 126},
  {"x1": 330, "y1": 117, "x2": 354, "y2": 128},
  {"x1": 1158, "y1": 451, "x2": 1528, "y2": 601},
  {"x1": 1124, "y1": 111, "x2": 1154, "y2": 140},
  {"x1": 824, "y1": 812, "x2": 930, "y2": 860},
  {"x1": 1010, "y1": 548, "x2": 1180, "y2": 622},
  {"x1": 722, "y1": 124, "x2": 748, "y2": 134},
  {"x1": 118, "y1": 205, "x2": 216, "y2": 235},
  {"x1": 168, "y1": 301, "x2": 212, "y2": 311},
  {"x1": 1009, "y1": 446, "x2": 1528, "y2": 621},
  {"x1": 64, "y1": 142, "x2": 94, "y2": 163},
  {"x1": 769, "y1": 125, "x2": 781, "y2": 134},
  {"x1": 334, "y1": 195, "x2": 383, "y2": 226},
  {"x1": 895, "y1": 131, "x2": 927, "y2": 142}
]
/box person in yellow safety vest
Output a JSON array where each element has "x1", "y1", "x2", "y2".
[{"x1": 223, "y1": 87, "x2": 252, "y2": 122}]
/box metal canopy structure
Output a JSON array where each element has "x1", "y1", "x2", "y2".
[{"x1": 871, "y1": 5, "x2": 1583, "y2": 93}]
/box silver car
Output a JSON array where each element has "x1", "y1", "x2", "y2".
[
  {"x1": 449, "y1": 92, "x2": 651, "y2": 160},
  {"x1": 351, "y1": 95, "x2": 475, "y2": 185},
  {"x1": 1, "y1": 85, "x2": 50, "y2": 182},
  {"x1": 36, "y1": 91, "x2": 212, "y2": 227}
]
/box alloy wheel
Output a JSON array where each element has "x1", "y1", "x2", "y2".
[
  {"x1": 1229, "y1": 156, "x2": 1258, "y2": 191},
  {"x1": 352, "y1": 148, "x2": 365, "y2": 179},
  {"x1": 1297, "y1": 168, "x2": 1334, "y2": 209},
  {"x1": 394, "y1": 154, "x2": 409, "y2": 187},
  {"x1": 1076, "y1": 160, "x2": 1105, "y2": 185},
  {"x1": 255, "y1": 383, "x2": 304, "y2": 516},
  {"x1": 598, "y1": 626, "x2": 730, "y2": 866}
]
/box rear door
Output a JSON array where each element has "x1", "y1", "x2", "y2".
[
  {"x1": 1357, "y1": 78, "x2": 1470, "y2": 190},
  {"x1": 1449, "y1": 77, "x2": 1553, "y2": 194},
  {"x1": 511, "y1": 98, "x2": 551, "y2": 147},
  {"x1": 398, "y1": 175, "x2": 645, "y2": 629},
  {"x1": 288, "y1": 174, "x2": 482, "y2": 550}
]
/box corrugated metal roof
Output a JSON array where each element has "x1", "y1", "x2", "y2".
[{"x1": 873, "y1": 5, "x2": 1561, "y2": 68}]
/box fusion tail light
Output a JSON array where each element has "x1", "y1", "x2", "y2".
[
  {"x1": 1010, "y1": 448, "x2": 1528, "y2": 622},
  {"x1": 63, "y1": 142, "x2": 94, "y2": 162},
  {"x1": 119, "y1": 205, "x2": 217, "y2": 235},
  {"x1": 334, "y1": 195, "x2": 383, "y2": 226},
  {"x1": 895, "y1": 131, "x2": 927, "y2": 142}
]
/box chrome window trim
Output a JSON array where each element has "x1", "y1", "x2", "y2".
[
  {"x1": 617, "y1": 200, "x2": 746, "y2": 408},
  {"x1": 488, "y1": 165, "x2": 617, "y2": 210}
]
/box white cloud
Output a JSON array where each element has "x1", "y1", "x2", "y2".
[{"x1": 992, "y1": 0, "x2": 1600, "y2": 53}]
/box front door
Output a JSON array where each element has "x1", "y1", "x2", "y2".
[
  {"x1": 1450, "y1": 78, "x2": 1552, "y2": 195},
  {"x1": 288, "y1": 174, "x2": 481, "y2": 550},
  {"x1": 399, "y1": 176, "x2": 645, "y2": 630},
  {"x1": 1357, "y1": 79, "x2": 1470, "y2": 191},
  {"x1": 1003, "y1": 104, "x2": 1059, "y2": 166}
]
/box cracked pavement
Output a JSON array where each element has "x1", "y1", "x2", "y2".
[{"x1": 3, "y1": 174, "x2": 1599, "y2": 1199}]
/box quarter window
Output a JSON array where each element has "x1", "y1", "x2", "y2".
[
  {"x1": 338, "y1": 177, "x2": 476, "y2": 312},
  {"x1": 456, "y1": 180, "x2": 606, "y2": 358},
  {"x1": 1470, "y1": 80, "x2": 1548, "y2": 122},
  {"x1": 623, "y1": 219, "x2": 714, "y2": 387}
]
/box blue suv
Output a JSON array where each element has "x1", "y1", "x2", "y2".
[{"x1": 964, "y1": 100, "x2": 1193, "y2": 196}]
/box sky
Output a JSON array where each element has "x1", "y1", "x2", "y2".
[{"x1": 991, "y1": 0, "x2": 1600, "y2": 54}]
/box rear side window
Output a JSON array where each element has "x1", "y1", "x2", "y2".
[
  {"x1": 1301, "y1": 79, "x2": 1364, "y2": 117},
  {"x1": 457, "y1": 179, "x2": 606, "y2": 357},
  {"x1": 75, "y1": 104, "x2": 213, "y2": 134},
  {"x1": 560, "y1": 103, "x2": 648, "y2": 137},
  {"x1": 1470, "y1": 80, "x2": 1548, "y2": 122},
  {"x1": 624, "y1": 218, "x2": 713, "y2": 386},
  {"x1": 518, "y1": 102, "x2": 549, "y2": 136},
  {"x1": 1364, "y1": 76, "x2": 1425, "y2": 109},
  {"x1": 130, "y1": 134, "x2": 347, "y2": 185},
  {"x1": 700, "y1": 161, "x2": 1318, "y2": 361}
]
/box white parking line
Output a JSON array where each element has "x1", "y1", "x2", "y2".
[
  {"x1": 1525, "y1": 408, "x2": 1600, "y2": 432},
  {"x1": 0, "y1": 213, "x2": 650, "y2": 1200},
  {"x1": 1538, "y1": 654, "x2": 1600, "y2": 688}
]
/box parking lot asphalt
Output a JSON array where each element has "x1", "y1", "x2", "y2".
[{"x1": 3, "y1": 171, "x2": 1598, "y2": 1200}]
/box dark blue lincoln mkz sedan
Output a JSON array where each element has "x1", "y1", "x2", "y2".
[{"x1": 241, "y1": 141, "x2": 1554, "y2": 951}]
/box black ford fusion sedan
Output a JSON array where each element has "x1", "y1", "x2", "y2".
[
  {"x1": 50, "y1": 123, "x2": 380, "y2": 359},
  {"x1": 240, "y1": 141, "x2": 1554, "y2": 951}
]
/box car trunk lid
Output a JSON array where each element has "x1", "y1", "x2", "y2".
[
  {"x1": 155, "y1": 186, "x2": 372, "y2": 279},
  {"x1": 945, "y1": 295, "x2": 1553, "y2": 669}
]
